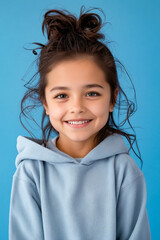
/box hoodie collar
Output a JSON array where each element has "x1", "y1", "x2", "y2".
[{"x1": 15, "y1": 133, "x2": 129, "y2": 167}]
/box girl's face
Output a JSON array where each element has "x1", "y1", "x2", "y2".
[{"x1": 43, "y1": 57, "x2": 117, "y2": 151}]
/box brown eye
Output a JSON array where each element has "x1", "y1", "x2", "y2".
[
  {"x1": 54, "y1": 94, "x2": 68, "y2": 99},
  {"x1": 87, "y1": 92, "x2": 101, "y2": 97}
]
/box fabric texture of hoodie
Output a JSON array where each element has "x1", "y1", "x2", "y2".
[{"x1": 9, "y1": 133, "x2": 151, "y2": 240}]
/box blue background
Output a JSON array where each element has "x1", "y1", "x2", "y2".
[{"x1": 0, "y1": 0, "x2": 160, "y2": 239}]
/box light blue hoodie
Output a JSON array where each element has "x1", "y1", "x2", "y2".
[{"x1": 9, "y1": 133, "x2": 151, "y2": 240}]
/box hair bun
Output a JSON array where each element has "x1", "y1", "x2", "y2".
[
  {"x1": 78, "y1": 11, "x2": 105, "y2": 41},
  {"x1": 42, "y1": 7, "x2": 105, "y2": 42},
  {"x1": 42, "y1": 9, "x2": 76, "y2": 40}
]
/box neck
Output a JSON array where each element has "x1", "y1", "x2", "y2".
[{"x1": 56, "y1": 136, "x2": 98, "y2": 158}]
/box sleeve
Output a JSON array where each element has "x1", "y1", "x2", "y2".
[
  {"x1": 9, "y1": 175, "x2": 44, "y2": 240},
  {"x1": 116, "y1": 174, "x2": 151, "y2": 240}
]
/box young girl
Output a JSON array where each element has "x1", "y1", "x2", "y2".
[{"x1": 9, "y1": 6, "x2": 151, "y2": 240}]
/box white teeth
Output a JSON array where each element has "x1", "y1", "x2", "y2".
[{"x1": 67, "y1": 120, "x2": 90, "y2": 125}]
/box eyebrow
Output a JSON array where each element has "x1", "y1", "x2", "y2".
[{"x1": 50, "y1": 84, "x2": 104, "y2": 92}]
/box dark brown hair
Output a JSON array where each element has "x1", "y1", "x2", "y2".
[{"x1": 20, "y1": 6, "x2": 143, "y2": 168}]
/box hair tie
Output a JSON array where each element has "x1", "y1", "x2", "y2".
[{"x1": 33, "y1": 49, "x2": 38, "y2": 55}]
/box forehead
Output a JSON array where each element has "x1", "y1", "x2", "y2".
[{"x1": 46, "y1": 58, "x2": 107, "y2": 87}]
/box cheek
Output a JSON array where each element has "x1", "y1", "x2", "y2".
[
  {"x1": 48, "y1": 104, "x2": 65, "y2": 120},
  {"x1": 91, "y1": 100, "x2": 110, "y2": 117}
]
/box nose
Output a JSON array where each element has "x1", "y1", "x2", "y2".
[{"x1": 70, "y1": 96, "x2": 85, "y2": 113}]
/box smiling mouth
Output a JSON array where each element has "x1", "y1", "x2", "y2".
[
  {"x1": 65, "y1": 119, "x2": 92, "y2": 123},
  {"x1": 64, "y1": 119, "x2": 93, "y2": 127},
  {"x1": 64, "y1": 119, "x2": 92, "y2": 122}
]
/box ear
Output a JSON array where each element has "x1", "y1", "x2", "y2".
[
  {"x1": 109, "y1": 88, "x2": 118, "y2": 112},
  {"x1": 41, "y1": 97, "x2": 49, "y2": 115}
]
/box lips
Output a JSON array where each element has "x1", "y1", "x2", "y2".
[
  {"x1": 65, "y1": 119, "x2": 92, "y2": 122},
  {"x1": 64, "y1": 119, "x2": 93, "y2": 128}
]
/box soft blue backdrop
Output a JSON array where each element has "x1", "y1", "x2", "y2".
[{"x1": 0, "y1": 0, "x2": 159, "y2": 239}]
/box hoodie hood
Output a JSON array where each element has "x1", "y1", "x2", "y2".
[{"x1": 15, "y1": 133, "x2": 129, "y2": 168}]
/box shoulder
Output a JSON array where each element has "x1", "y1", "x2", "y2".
[
  {"x1": 14, "y1": 135, "x2": 45, "y2": 181},
  {"x1": 15, "y1": 158, "x2": 40, "y2": 175},
  {"x1": 114, "y1": 153, "x2": 144, "y2": 190},
  {"x1": 13, "y1": 159, "x2": 41, "y2": 189}
]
